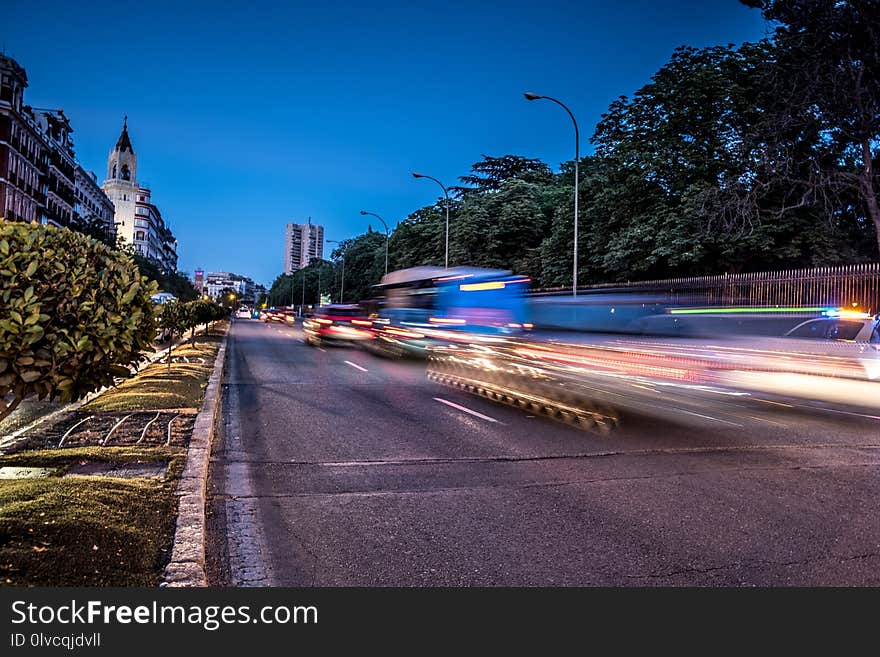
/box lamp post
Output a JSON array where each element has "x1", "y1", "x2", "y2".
[
  {"x1": 327, "y1": 240, "x2": 345, "y2": 302},
  {"x1": 524, "y1": 91, "x2": 580, "y2": 297},
  {"x1": 412, "y1": 172, "x2": 450, "y2": 268},
  {"x1": 360, "y1": 210, "x2": 390, "y2": 274}
]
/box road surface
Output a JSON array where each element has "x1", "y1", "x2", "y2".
[{"x1": 206, "y1": 318, "x2": 880, "y2": 585}]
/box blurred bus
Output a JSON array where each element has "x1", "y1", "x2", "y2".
[{"x1": 368, "y1": 266, "x2": 530, "y2": 356}]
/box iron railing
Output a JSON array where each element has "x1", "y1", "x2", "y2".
[{"x1": 533, "y1": 263, "x2": 880, "y2": 313}]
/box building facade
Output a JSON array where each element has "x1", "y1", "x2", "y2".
[
  {"x1": 32, "y1": 108, "x2": 76, "y2": 229},
  {"x1": 102, "y1": 118, "x2": 177, "y2": 273},
  {"x1": 204, "y1": 271, "x2": 256, "y2": 304},
  {"x1": 74, "y1": 163, "x2": 116, "y2": 242},
  {"x1": 0, "y1": 55, "x2": 47, "y2": 224},
  {"x1": 284, "y1": 219, "x2": 324, "y2": 274},
  {"x1": 1, "y1": 55, "x2": 116, "y2": 244}
]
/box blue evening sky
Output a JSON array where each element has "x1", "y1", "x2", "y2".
[{"x1": 4, "y1": 0, "x2": 766, "y2": 286}]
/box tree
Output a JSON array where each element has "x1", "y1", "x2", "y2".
[
  {"x1": 217, "y1": 287, "x2": 238, "y2": 311},
  {"x1": 329, "y1": 231, "x2": 386, "y2": 303},
  {"x1": 454, "y1": 154, "x2": 553, "y2": 196},
  {"x1": 76, "y1": 213, "x2": 116, "y2": 248},
  {"x1": 586, "y1": 41, "x2": 874, "y2": 278},
  {"x1": 186, "y1": 299, "x2": 219, "y2": 344},
  {"x1": 741, "y1": 0, "x2": 880, "y2": 256},
  {"x1": 156, "y1": 302, "x2": 187, "y2": 369},
  {"x1": 126, "y1": 251, "x2": 199, "y2": 301},
  {"x1": 0, "y1": 223, "x2": 156, "y2": 421},
  {"x1": 389, "y1": 204, "x2": 450, "y2": 269}
]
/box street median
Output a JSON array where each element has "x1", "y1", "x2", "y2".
[{"x1": 0, "y1": 322, "x2": 228, "y2": 586}]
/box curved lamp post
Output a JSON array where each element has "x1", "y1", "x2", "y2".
[
  {"x1": 359, "y1": 210, "x2": 390, "y2": 274},
  {"x1": 525, "y1": 91, "x2": 580, "y2": 297},
  {"x1": 412, "y1": 172, "x2": 450, "y2": 269},
  {"x1": 327, "y1": 239, "x2": 345, "y2": 302}
]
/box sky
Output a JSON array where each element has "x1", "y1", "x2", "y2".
[{"x1": 4, "y1": 0, "x2": 767, "y2": 286}]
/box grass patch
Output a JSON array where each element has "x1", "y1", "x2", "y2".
[
  {"x1": 83, "y1": 333, "x2": 222, "y2": 413},
  {"x1": 0, "y1": 446, "x2": 180, "y2": 469},
  {"x1": 0, "y1": 326, "x2": 226, "y2": 585},
  {"x1": 0, "y1": 447, "x2": 185, "y2": 586}
]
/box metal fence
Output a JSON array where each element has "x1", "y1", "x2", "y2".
[{"x1": 534, "y1": 263, "x2": 880, "y2": 313}]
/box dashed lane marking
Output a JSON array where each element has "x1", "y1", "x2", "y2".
[
  {"x1": 344, "y1": 360, "x2": 368, "y2": 372},
  {"x1": 433, "y1": 397, "x2": 500, "y2": 423}
]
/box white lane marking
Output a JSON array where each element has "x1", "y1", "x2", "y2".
[
  {"x1": 344, "y1": 360, "x2": 368, "y2": 372},
  {"x1": 757, "y1": 397, "x2": 880, "y2": 421},
  {"x1": 743, "y1": 414, "x2": 790, "y2": 428},
  {"x1": 318, "y1": 348, "x2": 327, "y2": 353},
  {"x1": 433, "y1": 397, "x2": 499, "y2": 423},
  {"x1": 677, "y1": 408, "x2": 743, "y2": 427},
  {"x1": 810, "y1": 407, "x2": 880, "y2": 421}
]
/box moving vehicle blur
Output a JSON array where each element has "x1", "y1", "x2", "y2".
[
  {"x1": 237, "y1": 306, "x2": 252, "y2": 319},
  {"x1": 428, "y1": 324, "x2": 880, "y2": 434},
  {"x1": 785, "y1": 310, "x2": 879, "y2": 342},
  {"x1": 261, "y1": 308, "x2": 296, "y2": 324},
  {"x1": 368, "y1": 266, "x2": 531, "y2": 357},
  {"x1": 303, "y1": 304, "x2": 372, "y2": 347}
]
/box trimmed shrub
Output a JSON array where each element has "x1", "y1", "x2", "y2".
[{"x1": 0, "y1": 222, "x2": 157, "y2": 421}]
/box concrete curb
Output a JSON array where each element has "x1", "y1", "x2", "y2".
[{"x1": 161, "y1": 325, "x2": 230, "y2": 587}]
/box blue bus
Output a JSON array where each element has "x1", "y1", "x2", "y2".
[{"x1": 368, "y1": 266, "x2": 530, "y2": 356}]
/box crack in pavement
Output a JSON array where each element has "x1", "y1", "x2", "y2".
[
  {"x1": 208, "y1": 442, "x2": 880, "y2": 468},
  {"x1": 209, "y1": 461, "x2": 880, "y2": 500}
]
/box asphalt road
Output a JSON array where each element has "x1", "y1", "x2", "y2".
[{"x1": 206, "y1": 317, "x2": 880, "y2": 586}]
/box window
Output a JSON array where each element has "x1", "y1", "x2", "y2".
[
  {"x1": 136, "y1": 231, "x2": 145, "y2": 241},
  {"x1": 825, "y1": 321, "x2": 864, "y2": 340}
]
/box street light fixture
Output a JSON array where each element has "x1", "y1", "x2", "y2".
[
  {"x1": 524, "y1": 91, "x2": 580, "y2": 297},
  {"x1": 412, "y1": 172, "x2": 450, "y2": 269},
  {"x1": 359, "y1": 210, "x2": 390, "y2": 274},
  {"x1": 327, "y1": 239, "x2": 346, "y2": 302}
]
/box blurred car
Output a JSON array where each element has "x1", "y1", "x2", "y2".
[
  {"x1": 237, "y1": 306, "x2": 251, "y2": 319},
  {"x1": 785, "y1": 311, "x2": 880, "y2": 343},
  {"x1": 303, "y1": 304, "x2": 372, "y2": 346},
  {"x1": 262, "y1": 309, "x2": 286, "y2": 323}
]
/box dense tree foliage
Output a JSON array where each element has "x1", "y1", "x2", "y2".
[
  {"x1": 741, "y1": 0, "x2": 880, "y2": 252},
  {"x1": 132, "y1": 253, "x2": 199, "y2": 301}
]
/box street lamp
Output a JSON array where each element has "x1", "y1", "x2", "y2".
[
  {"x1": 360, "y1": 210, "x2": 390, "y2": 274},
  {"x1": 412, "y1": 172, "x2": 450, "y2": 269},
  {"x1": 524, "y1": 91, "x2": 580, "y2": 297},
  {"x1": 327, "y1": 240, "x2": 346, "y2": 302}
]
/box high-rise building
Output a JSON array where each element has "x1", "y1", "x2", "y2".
[
  {"x1": 284, "y1": 219, "x2": 323, "y2": 274},
  {"x1": 102, "y1": 118, "x2": 177, "y2": 273}
]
